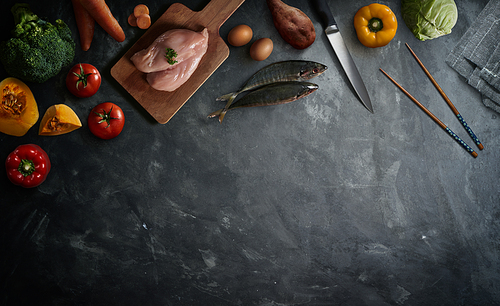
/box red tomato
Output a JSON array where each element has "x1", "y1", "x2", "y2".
[
  {"x1": 66, "y1": 63, "x2": 101, "y2": 98},
  {"x1": 88, "y1": 102, "x2": 125, "y2": 139}
]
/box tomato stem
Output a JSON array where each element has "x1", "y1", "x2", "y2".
[
  {"x1": 94, "y1": 106, "x2": 118, "y2": 128},
  {"x1": 73, "y1": 64, "x2": 93, "y2": 90}
]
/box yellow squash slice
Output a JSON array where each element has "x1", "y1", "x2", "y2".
[
  {"x1": 0, "y1": 77, "x2": 39, "y2": 136},
  {"x1": 39, "y1": 104, "x2": 82, "y2": 136}
]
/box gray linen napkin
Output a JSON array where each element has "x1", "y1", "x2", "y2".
[
  {"x1": 446, "y1": 0, "x2": 500, "y2": 113},
  {"x1": 479, "y1": 42, "x2": 500, "y2": 91}
]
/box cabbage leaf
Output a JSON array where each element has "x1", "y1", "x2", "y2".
[{"x1": 402, "y1": 0, "x2": 458, "y2": 41}]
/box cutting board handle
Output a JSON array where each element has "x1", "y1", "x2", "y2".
[{"x1": 201, "y1": 0, "x2": 246, "y2": 30}]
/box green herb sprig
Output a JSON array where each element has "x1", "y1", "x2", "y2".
[{"x1": 165, "y1": 48, "x2": 178, "y2": 65}]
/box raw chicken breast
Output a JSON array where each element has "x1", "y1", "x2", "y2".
[
  {"x1": 131, "y1": 28, "x2": 209, "y2": 92},
  {"x1": 131, "y1": 28, "x2": 208, "y2": 73},
  {"x1": 146, "y1": 50, "x2": 205, "y2": 92}
]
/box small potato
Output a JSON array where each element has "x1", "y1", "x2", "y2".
[{"x1": 250, "y1": 38, "x2": 273, "y2": 61}]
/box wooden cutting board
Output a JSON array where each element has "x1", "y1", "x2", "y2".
[{"x1": 111, "y1": 0, "x2": 245, "y2": 124}]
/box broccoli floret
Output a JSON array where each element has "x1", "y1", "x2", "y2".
[{"x1": 0, "y1": 3, "x2": 75, "y2": 83}]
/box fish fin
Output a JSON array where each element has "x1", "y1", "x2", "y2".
[{"x1": 216, "y1": 92, "x2": 237, "y2": 102}]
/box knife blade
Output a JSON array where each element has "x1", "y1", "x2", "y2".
[{"x1": 311, "y1": 0, "x2": 373, "y2": 113}]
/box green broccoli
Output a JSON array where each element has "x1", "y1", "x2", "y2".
[{"x1": 0, "y1": 3, "x2": 75, "y2": 83}]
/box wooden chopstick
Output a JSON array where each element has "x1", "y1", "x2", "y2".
[
  {"x1": 380, "y1": 68, "x2": 478, "y2": 158},
  {"x1": 405, "y1": 43, "x2": 484, "y2": 150}
]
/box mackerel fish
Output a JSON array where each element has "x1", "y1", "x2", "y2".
[
  {"x1": 216, "y1": 60, "x2": 327, "y2": 122},
  {"x1": 208, "y1": 81, "x2": 319, "y2": 121}
]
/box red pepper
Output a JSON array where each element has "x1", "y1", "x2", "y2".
[{"x1": 5, "y1": 144, "x2": 51, "y2": 188}]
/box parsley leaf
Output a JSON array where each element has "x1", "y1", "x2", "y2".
[{"x1": 165, "y1": 48, "x2": 178, "y2": 65}]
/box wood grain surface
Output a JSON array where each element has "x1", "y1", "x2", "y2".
[{"x1": 111, "y1": 0, "x2": 245, "y2": 124}]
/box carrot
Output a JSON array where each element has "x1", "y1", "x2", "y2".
[
  {"x1": 128, "y1": 13, "x2": 137, "y2": 27},
  {"x1": 71, "y1": 0, "x2": 95, "y2": 51},
  {"x1": 79, "y1": 0, "x2": 125, "y2": 42},
  {"x1": 136, "y1": 14, "x2": 151, "y2": 29},
  {"x1": 133, "y1": 4, "x2": 149, "y2": 18}
]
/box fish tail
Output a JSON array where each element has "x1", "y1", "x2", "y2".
[
  {"x1": 207, "y1": 108, "x2": 229, "y2": 123},
  {"x1": 219, "y1": 94, "x2": 238, "y2": 123},
  {"x1": 218, "y1": 110, "x2": 227, "y2": 123},
  {"x1": 216, "y1": 92, "x2": 237, "y2": 102},
  {"x1": 208, "y1": 96, "x2": 234, "y2": 123},
  {"x1": 208, "y1": 109, "x2": 223, "y2": 119}
]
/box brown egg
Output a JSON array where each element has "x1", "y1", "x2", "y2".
[
  {"x1": 250, "y1": 38, "x2": 273, "y2": 61},
  {"x1": 227, "y1": 24, "x2": 253, "y2": 47}
]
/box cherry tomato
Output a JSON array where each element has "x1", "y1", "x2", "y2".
[
  {"x1": 66, "y1": 63, "x2": 101, "y2": 98},
  {"x1": 88, "y1": 102, "x2": 125, "y2": 139}
]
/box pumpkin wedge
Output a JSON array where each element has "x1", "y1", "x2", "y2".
[
  {"x1": 39, "y1": 104, "x2": 82, "y2": 135},
  {"x1": 0, "y1": 77, "x2": 39, "y2": 136}
]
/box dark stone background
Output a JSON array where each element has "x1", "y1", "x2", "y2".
[{"x1": 1, "y1": 0, "x2": 498, "y2": 305}]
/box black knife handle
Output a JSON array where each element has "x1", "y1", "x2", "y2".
[{"x1": 311, "y1": 0, "x2": 337, "y2": 28}]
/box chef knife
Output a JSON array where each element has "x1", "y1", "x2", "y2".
[{"x1": 311, "y1": 0, "x2": 373, "y2": 113}]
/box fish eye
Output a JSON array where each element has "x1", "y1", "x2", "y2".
[{"x1": 313, "y1": 68, "x2": 319, "y2": 74}]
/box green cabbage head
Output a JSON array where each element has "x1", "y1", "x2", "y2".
[{"x1": 402, "y1": 0, "x2": 458, "y2": 41}]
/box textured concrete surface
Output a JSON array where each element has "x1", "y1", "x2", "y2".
[{"x1": 1, "y1": 0, "x2": 499, "y2": 305}]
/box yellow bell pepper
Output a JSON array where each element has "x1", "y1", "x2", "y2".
[{"x1": 354, "y1": 3, "x2": 398, "y2": 48}]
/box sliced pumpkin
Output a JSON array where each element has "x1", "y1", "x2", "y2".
[
  {"x1": 39, "y1": 104, "x2": 82, "y2": 136},
  {"x1": 0, "y1": 77, "x2": 39, "y2": 136}
]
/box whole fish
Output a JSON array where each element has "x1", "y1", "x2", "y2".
[
  {"x1": 208, "y1": 81, "x2": 319, "y2": 121},
  {"x1": 217, "y1": 60, "x2": 327, "y2": 122}
]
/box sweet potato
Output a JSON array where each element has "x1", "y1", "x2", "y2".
[{"x1": 266, "y1": 0, "x2": 315, "y2": 49}]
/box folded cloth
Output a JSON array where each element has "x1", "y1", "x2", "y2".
[
  {"x1": 446, "y1": 0, "x2": 500, "y2": 113},
  {"x1": 466, "y1": 14, "x2": 500, "y2": 69},
  {"x1": 479, "y1": 42, "x2": 500, "y2": 89}
]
